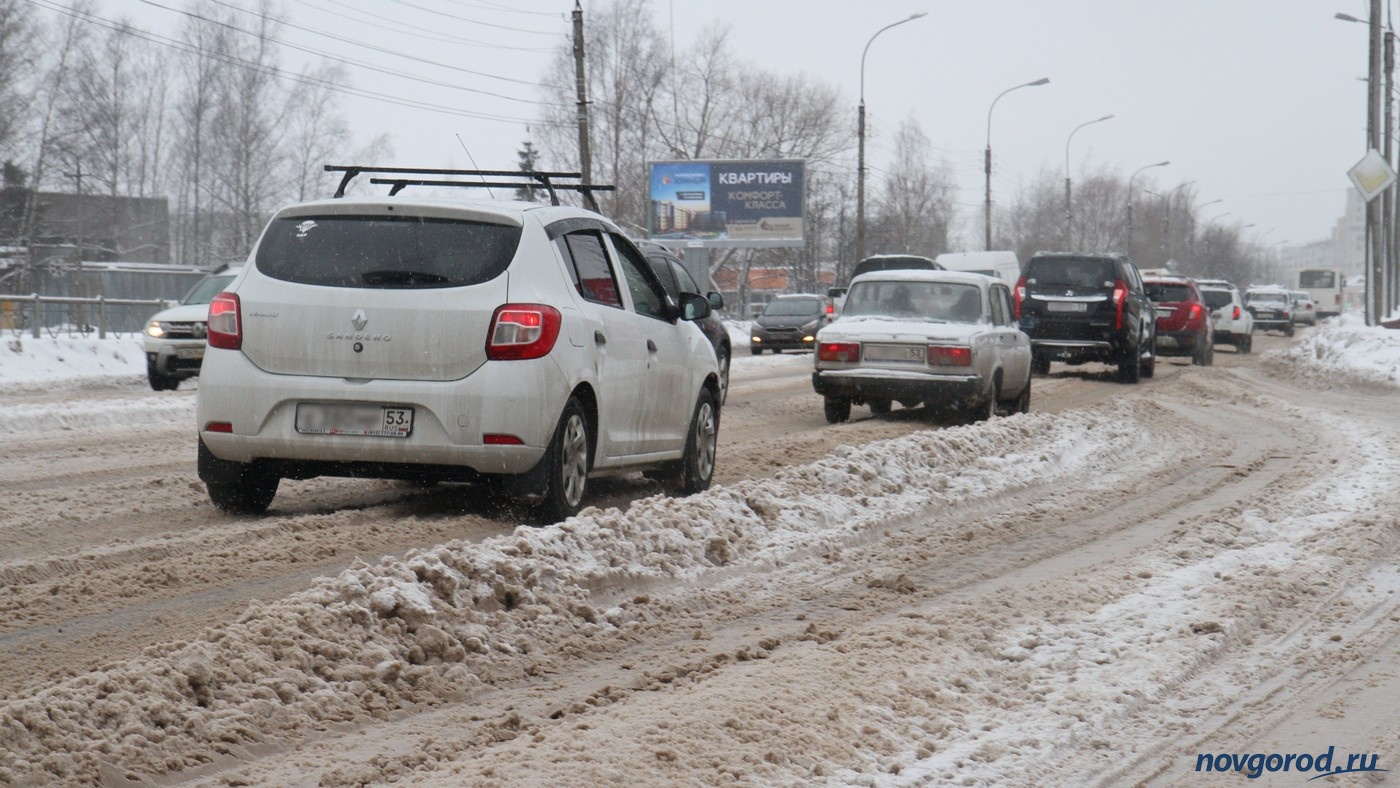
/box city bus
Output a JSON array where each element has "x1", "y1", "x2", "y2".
[{"x1": 1294, "y1": 268, "x2": 1346, "y2": 318}]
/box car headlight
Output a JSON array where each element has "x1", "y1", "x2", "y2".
[{"x1": 145, "y1": 320, "x2": 166, "y2": 338}]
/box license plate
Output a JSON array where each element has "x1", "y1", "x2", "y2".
[
  {"x1": 863, "y1": 344, "x2": 925, "y2": 362},
  {"x1": 1046, "y1": 301, "x2": 1088, "y2": 312},
  {"x1": 295, "y1": 403, "x2": 414, "y2": 437},
  {"x1": 176, "y1": 347, "x2": 204, "y2": 360}
]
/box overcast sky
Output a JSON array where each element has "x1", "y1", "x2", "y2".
[{"x1": 104, "y1": 0, "x2": 1377, "y2": 249}]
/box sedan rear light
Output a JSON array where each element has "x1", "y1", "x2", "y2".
[
  {"x1": 1232, "y1": 305, "x2": 1241, "y2": 320},
  {"x1": 486, "y1": 304, "x2": 562, "y2": 360},
  {"x1": 1188, "y1": 303, "x2": 1204, "y2": 322},
  {"x1": 817, "y1": 341, "x2": 860, "y2": 363},
  {"x1": 927, "y1": 344, "x2": 971, "y2": 367},
  {"x1": 1013, "y1": 275, "x2": 1028, "y2": 319},
  {"x1": 207, "y1": 293, "x2": 242, "y2": 350}
]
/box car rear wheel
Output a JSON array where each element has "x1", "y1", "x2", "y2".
[
  {"x1": 1239, "y1": 333, "x2": 1253, "y2": 354},
  {"x1": 869, "y1": 398, "x2": 891, "y2": 416},
  {"x1": 1284, "y1": 323, "x2": 1295, "y2": 338},
  {"x1": 538, "y1": 397, "x2": 590, "y2": 522},
  {"x1": 661, "y1": 388, "x2": 718, "y2": 496},
  {"x1": 1013, "y1": 376, "x2": 1031, "y2": 414},
  {"x1": 972, "y1": 380, "x2": 1000, "y2": 422},
  {"x1": 1031, "y1": 353, "x2": 1051, "y2": 375},
  {"x1": 823, "y1": 396, "x2": 851, "y2": 424},
  {"x1": 198, "y1": 438, "x2": 278, "y2": 514},
  {"x1": 1118, "y1": 347, "x2": 1142, "y2": 384},
  {"x1": 750, "y1": 346, "x2": 763, "y2": 356}
]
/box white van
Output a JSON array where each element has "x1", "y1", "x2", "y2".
[{"x1": 934, "y1": 251, "x2": 1021, "y2": 283}]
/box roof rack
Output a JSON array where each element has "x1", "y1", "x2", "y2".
[{"x1": 323, "y1": 165, "x2": 614, "y2": 211}]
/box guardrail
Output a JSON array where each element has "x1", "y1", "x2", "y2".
[{"x1": 0, "y1": 294, "x2": 170, "y2": 340}]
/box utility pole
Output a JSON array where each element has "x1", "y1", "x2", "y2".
[
  {"x1": 1387, "y1": 22, "x2": 1398, "y2": 317},
  {"x1": 572, "y1": 1, "x2": 592, "y2": 190},
  {"x1": 63, "y1": 162, "x2": 84, "y2": 267},
  {"x1": 1369, "y1": 0, "x2": 1384, "y2": 325}
]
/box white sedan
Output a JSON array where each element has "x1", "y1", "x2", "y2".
[{"x1": 812, "y1": 270, "x2": 1032, "y2": 423}]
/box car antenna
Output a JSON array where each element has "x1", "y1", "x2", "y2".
[{"x1": 455, "y1": 134, "x2": 496, "y2": 200}]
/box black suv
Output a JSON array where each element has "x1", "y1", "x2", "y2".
[
  {"x1": 638, "y1": 241, "x2": 731, "y2": 404},
  {"x1": 1014, "y1": 252, "x2": 1157, "y2": 383}
]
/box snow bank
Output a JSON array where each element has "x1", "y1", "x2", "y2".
[
  {"x1": 0, "y1": 402, "x2": 1162, "y2": 783},
  {"x1": 1261, "y1": 314, "x2": 1400, "y2": 390},
  {"x1": 0, "y1": 335, "x2": 147, "y2": 393}
]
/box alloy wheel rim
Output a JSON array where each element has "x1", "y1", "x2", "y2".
[
  {"x1": 696, "y1": 402, "x2": 716, "y2": 481},
  {"x1": 561, "y1": 414, "x2": 588, "y2": 507}
]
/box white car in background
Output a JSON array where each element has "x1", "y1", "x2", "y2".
[
  {"x1": 142, "y1": 268, "x2": 241, "y2": 390},
  {"x1": 1196, "y1": 279, "x2": 1254, "y2": 354},
  {"x1": 196, "y1": 172, "x2": 721, "y2": 519},
  {"x1": 1289, "y1": 290, "x2": 1318, "y2": 326},
  {"x1": 812, "y1": 270, "x2": 1031, "y2": 423}
]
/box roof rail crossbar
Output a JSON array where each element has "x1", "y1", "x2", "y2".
[{"x1": 324, "y1": 165, "x2": 613, "y2": 210}]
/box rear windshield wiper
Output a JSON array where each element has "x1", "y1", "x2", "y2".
[{"x1": 360, "y1": 269, "x2": 450, "y2": 286}]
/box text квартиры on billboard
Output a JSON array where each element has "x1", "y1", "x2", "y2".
[{"x1": 647, "y1": 159, "x2": 805, "y2": 243}]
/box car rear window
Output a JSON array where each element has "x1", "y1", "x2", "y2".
[
  {"x1": 762, "y1": 298, "x2": 822, "y2": 316},
  {"x1": 1200, "y1": 289, "x2": 1233, "y2": 310},
  {"x1": 1247, "y1": 291, "x2": 1288, "y2": 305},
  {"x1": 1146, "y1": 283, "x2": 1194, "y2": 303},
  {"x1": 255, "y1": 215, "x2": 522, "y2": 288},
  {"x1": 851, "y1": 256, "x2": 940, "y2": 279},
  {"x1": 1026, "y1": 258, "x2": 1116, "y2": 288},
  {"x1": 843, "y1": 281, "x2": 983, "y2": 323},
  {"x1": 181, "y1": 274, "x2": 237, "y2": 305}
]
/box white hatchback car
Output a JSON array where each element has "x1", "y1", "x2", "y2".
[
  {"x1": 1196, "y1": 279, "x2": 1254, "y2": 354},
  {"x1": 812, "y1": 270, "x2": 1031, "y2": 422},
  {"x1": 196, "y1": 175, "x2": 721, "y2": 519}
]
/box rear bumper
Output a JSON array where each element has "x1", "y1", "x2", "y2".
[
  {"x1": 1154, "y1": 329, "x2": 1203, "y2": 356},
  {"x1": 812, "y1": 368, "x2": 982, "y2": 404},
  {"x1": 196, "y1": 348, "x2": 562, "y2": 475}
]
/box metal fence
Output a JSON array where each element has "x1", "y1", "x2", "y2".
[{"x1": 0, "y1": 294, "x2": 169, "y2": 339}]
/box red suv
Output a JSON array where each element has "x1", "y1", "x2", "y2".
[{"x1": 1144, "y1": 275, "x2": 1213, "y2": 366}]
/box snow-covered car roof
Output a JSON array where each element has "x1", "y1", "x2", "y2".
[{"x1": 849, "y1": 269, "x2": 997, "y2": 287}]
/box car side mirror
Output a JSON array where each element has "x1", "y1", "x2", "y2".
[
  {"x1": 707, "y1": 291, "x2": 724, "y2": 310},
  {"x1": 680, "y1": 291, "x2": 710, "y2": 322}
]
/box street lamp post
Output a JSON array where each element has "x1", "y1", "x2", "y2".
[
  {"x1": 857, "y1": 12, "x2": 927, "y2": 266},
  {"x1": 1145, "y1": 180, "x2": 1194, "y2": 260},
  {"x1": 1125, "y1": 160, "x2": 1169, "y2": 259},
  {"x1": 984, "y1": 77, "x2": 1050, "y2": 250},
  {"x1": 1063, "y1": 114, "x2": 1113, "y2": 249}
]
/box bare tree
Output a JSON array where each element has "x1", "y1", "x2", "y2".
[
  {"x1": 0, "y1": 0, "x2": 38, "y2": 164},
  {"x1": 868, "y1": 116, "x2": 955, "y2": 258}
]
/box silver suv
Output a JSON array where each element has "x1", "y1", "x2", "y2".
[
  {"x1": 195, "y1": 167, "x2": 721, "y2": 519},
  {"x1": 143, "y1": 268, "x2": 242, "y2": 390}
]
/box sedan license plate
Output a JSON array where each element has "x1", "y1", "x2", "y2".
[
  {"x1": 1046, "y1": 301, "x2": 1088, "y2": 313},
  {"x1": 863, "y1": 344, "x2": 925, "y2": 363},
  {"x1": 295, "y1": 403, "x2": 414, "y2": 437},
  {"x1": 176, "y1": 347, "x2": 204, "y2": 360}
]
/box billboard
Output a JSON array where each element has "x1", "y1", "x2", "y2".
[{"x1": 647, "y1": 159, "x2": 805, "y2": 245}]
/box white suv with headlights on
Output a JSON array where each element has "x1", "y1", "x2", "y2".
[
  {"x1": 195, "y1": 168, "x2": 721, "y2": 519},
  {"x1": 142, "y1": 268, "x2": 241, "y2": 390}
]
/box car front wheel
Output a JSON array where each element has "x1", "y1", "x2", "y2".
[
  {"x1": 198, "y1": 438, "x2": 278, "y2": 514},
  {"x1": 147, "y1": 361, "x2": 180, "y2": 391}
]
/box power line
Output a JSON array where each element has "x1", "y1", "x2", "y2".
[
  {"x1": 389, "y1": 0, "x2": 559, "y2": 35},
  {"x1": 27, "y1": 0, "x2": 570, "y2": 128},
  {"x1": 289, "y1": 0, "x2": 556, "y2": 53}
]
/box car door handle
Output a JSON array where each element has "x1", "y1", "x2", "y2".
[
  {"x1": 594, "y1": 330, "x2": 606, "y2": 345},
  {"x1": 646, "y1": 339, "x2": 658, "y2": 353}
]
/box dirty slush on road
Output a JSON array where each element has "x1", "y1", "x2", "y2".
[{"x1": 1, "y1": 331, "x2": 1397, "y2": 785}]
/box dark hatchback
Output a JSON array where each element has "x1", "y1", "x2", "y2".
[
  {"x1": 1014, "y1": 252, "x2": 1157, "y2": 383},
  {"x1": 637, "y1": 241, "x2": 731, "y2": 404}
]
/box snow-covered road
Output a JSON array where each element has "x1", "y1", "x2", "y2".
[{"x1": 1, "y1": 321, "x2": 1397, "y2": 785}]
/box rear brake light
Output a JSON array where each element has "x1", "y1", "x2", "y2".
[
  {"x1": 486, "y1": 304, "x2": 562, "y2": 360},
  {"x1": 825, "y1": 303, "x2": 834, "y2": 315},
  {"x1": 927, "y1": 345, "x2": 971, "y2": 367},
  {"x1": 1112, "y1": 280, "x2": 1128, "y2": 330},
  {"x1": 205, "y1": 422, "x2": 233, "y2": 433},
  {"x1": 483, "y1": 434, "x2": 524, "y2": 445},
  {"x1": 817, "y1": 342, "x2": 860, "y2": 363},
  {"x1": 207, "y1": 293, "x2": 241, "y2": 350},
  {"x1": 1189, "y1": 303, "x2": 1203, "y2": 321},
  {"x1": 1232, "y1": 305, "x2": 1241, "y2": 320},
  {"x1": 1013, "y1": 276, "x2": 1027, "y2": 319}
]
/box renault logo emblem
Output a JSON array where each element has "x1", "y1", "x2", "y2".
[{"x1": 351, "y1": 309, "x2": 368, "y2": 331}]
